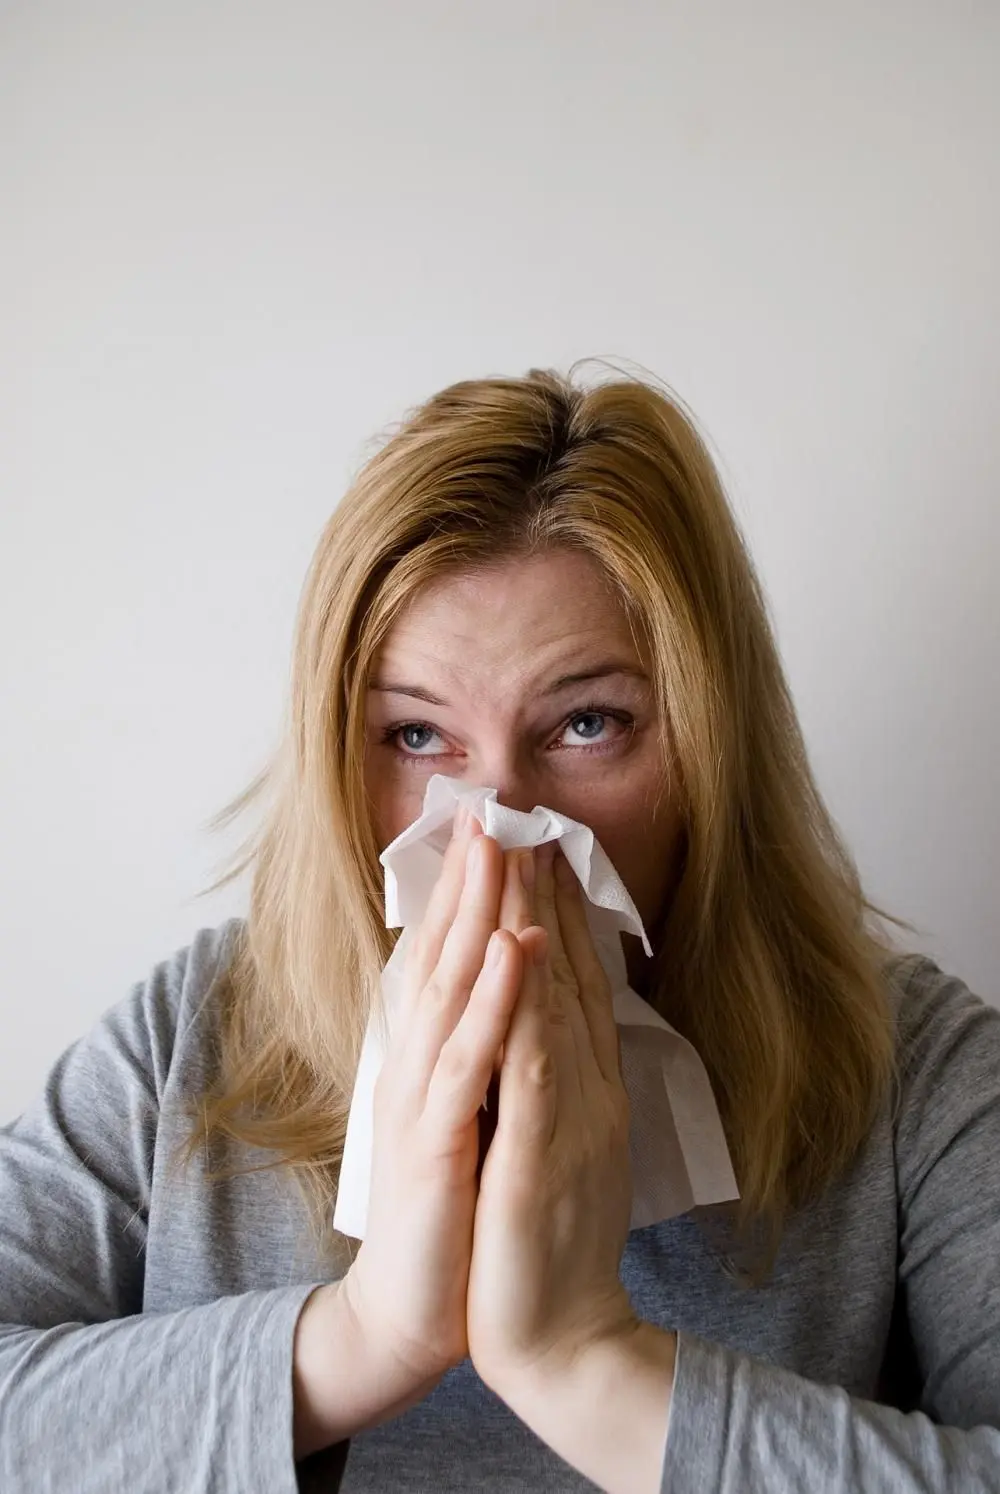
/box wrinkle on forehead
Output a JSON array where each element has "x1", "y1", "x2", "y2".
[{"x1": 373, "y1": 552, "x2": 646, "y2": 707}]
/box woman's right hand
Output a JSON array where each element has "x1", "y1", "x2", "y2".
[{"x1": 320, "y1": 805, "x2": 527, "y2": 1429}]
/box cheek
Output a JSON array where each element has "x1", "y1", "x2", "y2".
[
  {"x1": 363, "y1": 757, "x2": 426, "y2": 850},
  {"x1": 587, "y1": 799, "x2": 684, "y2": 927},
  {"x1": 594, "y1": 827, "x2": 651, "y2": 892}
]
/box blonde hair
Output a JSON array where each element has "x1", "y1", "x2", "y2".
[{"x1": 181, "y1": 365, "x2": 912, "y2": 1280}]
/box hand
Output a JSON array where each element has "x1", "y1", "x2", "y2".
[
  {"x1": 467, "y1": 841, "x2": 638, "y2": 1396},
  {"x1": 339, "y1": 806, "x2": 526, "y2": 1406}
]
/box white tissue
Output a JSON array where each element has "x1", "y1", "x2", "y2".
[{"x1": 333, "y1": 774, "x2": 739, "y2": 1237}]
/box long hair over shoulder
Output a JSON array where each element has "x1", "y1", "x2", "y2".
[{"x1": 178, "y1": 364, "x2": 911, "y2": 1281}]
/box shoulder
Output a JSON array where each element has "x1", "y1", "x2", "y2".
[
  {"x1": 0, "y1": 919, "x2": 249, "y2": 1281},
  {"x1": 136, "y1": 917, "x2": 245, "y2": 1040},
  {"x1": 884, "y1": 949, "x2": 997, "y2": 1067},
  {"x1": 25, "y1": 918, "x2": 247, "y2": 1122},
  {"x1": 881, "y1": 950, "x2": 1000, "y2": 1192},
  {"x1": 117, "y1": 917, "x2": 246, "y2": 1098}
]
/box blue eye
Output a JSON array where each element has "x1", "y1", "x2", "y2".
[
  {"x1": 395, "y1": 724, "x2": 443, "y2": 755},
  {"x1": 565, "y1": 711, "x2": 609, "y2": 742},
  {"x1": 380, "y1": 704, "x2": 634, "y2": 767}
]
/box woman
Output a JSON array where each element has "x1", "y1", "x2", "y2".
[{"x1": 2, "y1": 368, "x2": 998, "y2": 1493}]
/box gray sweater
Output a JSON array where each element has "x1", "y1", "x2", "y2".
[{"x1": 2, "y1": 920, "x2": 999, "y2": 1492}]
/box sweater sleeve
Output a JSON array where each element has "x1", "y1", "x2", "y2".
[
  {"x1": 0, "y1": 930, "x2": 335, "y2": 1494},
  {"x1": 659, "y1": 956, "x2": 1000, "y2": 1493}
]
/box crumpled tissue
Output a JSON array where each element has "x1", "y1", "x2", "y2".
[{"x1": 333, "y1": 774, "x2": 739, "y2": 1237}]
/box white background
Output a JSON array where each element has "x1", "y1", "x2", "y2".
[{"x1": 2, "y1": 1, "x2": 997, "y2": 1124}]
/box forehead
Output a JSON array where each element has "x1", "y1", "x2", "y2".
[{"x1": 375, "y1": 551, "x2": 644, "y2": 681}]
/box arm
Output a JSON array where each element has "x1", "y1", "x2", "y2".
[
  {"x1": 468, "y1": 846, "x2": 676, "y2": 1493},
  {"x1": 292, "y1": 1281, "x2": 443, "y2": 1458},
  {"x1": 511, "y1": 957, "x2": 1000, "y2": 1494},
  {"x1": 3, "y1": 819, "x2": 528, "y2": 1491},
  {"x1": 0, "y1": 931, "x2": 357, "y2": 1492},
  {"x1": 494, "y1": 1319, "x2": 676, "y2": 1494}
]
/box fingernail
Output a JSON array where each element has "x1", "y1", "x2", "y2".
[
  {"x1": 519, "y1": 850, "x2": 535, "y2": 890},
  {"x1": 488, "y1": 931, "x2": 505, "y2": 967},
  {"x1": 453, "y1": 802, "x2": 468, "y2": 836}
]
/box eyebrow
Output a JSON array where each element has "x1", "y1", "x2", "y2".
[{"x1": 369, "y1": 662, "x2": 649, "y2": 708}]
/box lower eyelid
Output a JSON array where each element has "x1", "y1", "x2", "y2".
[
  {"x1": 383, "y1": 724, "x2": 447, "y2": 757},
  {"x1": 385, "y1": 712, "x2": 635, "y2": 760},
  {"x1": 559, "y1": 713, "x2": 633, "y2": 747}
]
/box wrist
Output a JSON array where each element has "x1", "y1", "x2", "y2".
[
  {"x1": 491, "y1": 1321, "x2": 677, "y2": 1494},
  {"x1": 292, "y1": 1280, "x2": 440, "y2": 1460}
]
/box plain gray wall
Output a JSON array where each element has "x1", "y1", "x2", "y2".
[{"x1": 2, "y1": 0, "x2": 998, "y2": 1124}]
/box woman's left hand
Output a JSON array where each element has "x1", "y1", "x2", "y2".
[{"x1": 466, "y1": 840, "x2": 638, "y2": 1394}]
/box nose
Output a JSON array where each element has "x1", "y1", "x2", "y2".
[
  {"x1": 467, "y1": 752, "x2": 541, "y2": 818},
  {"x1": 491, "y1": 782, "x2": 541, "y2": 816}
]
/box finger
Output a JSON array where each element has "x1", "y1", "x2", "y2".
[
  {"x1": 492, "y1": 927, "x2": 557, "y2": 1156},
  {"x1": 553, "y1": 849, "x2": 621, "y2": 1086},
  {"x1": 425, "y1": 929, "x2": 523, "y2": 1131},
  {"x1": 402, "y1": 802, "x2": 482, "y2": 999},
  {"x1": 497, "y1": 846, "x2": 536, "y2": 935},
  {"x1": 532, "y1": 840, "x2": 574, "y2": 998},
  {"x1": 509, "y1": 918, "x2": 587, "y2": 1147},
  {"x1": 533, "y1": 843, "x2": 599, "y2": 1113},
  {"x1": 488, "y1": 849, "x2": 535, "y2": 1081},
  {"x1": 403, "y1": 834, "x2": 505, "y2": 1093}
]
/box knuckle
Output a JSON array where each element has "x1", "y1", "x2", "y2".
[
  {"x1": 405, "y1": 927, "x2": 432, "y2": 973},
  {"x1": 421, "y1": 972, "x2": 463, "y2": 1019},
  {"x1": 586, "y1": 966, "x2": 612, "y2": 1001},
  {"x1": 547, "y1": 997, "x2": 572, "y2": 1029},
  {"x1": 431, "y1": 950, "x2": 479, "y2": 1009},
  {"x1": 610, "y1": 1087, "x2": 631, "y2": 1133},
  {"x1": 433, "y1": 1037, "x2": 470, "y2": 1089},
  {"x1": 526, "y1": 1049, "x2": 555, "y2": 1088},
  {"x1": 535, "y1": 882, "x2": 555, "y2": 913},
  {"x1": 549, "y1": 951, "x2": 577, "y2": 990}
]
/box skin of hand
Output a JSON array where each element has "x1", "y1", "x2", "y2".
[
  {"x1": 466, "y1": 841, "x2": 677, "y2": 1493},
  {"x1": 468, "y1": 839, "x2": 637, "y2": 1380},
  {"x1": 295, "y1": 821, "x2": 676, "y2": 1474},
  {"x1": 304, "y1": 804, "x2": 530, "y2": 1449}
]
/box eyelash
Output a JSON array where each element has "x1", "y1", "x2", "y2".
[{"x1": 379, "y1": 704, "x2": 635, "y2": 766}]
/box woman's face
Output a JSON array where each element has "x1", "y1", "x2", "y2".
[{"x1": 363, "y1": 549, "x2": 685, "y2": 988}]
